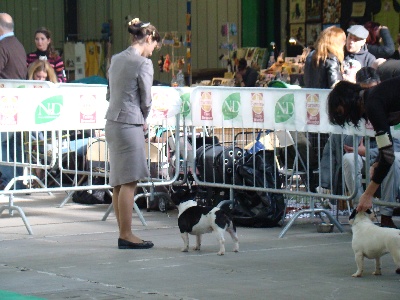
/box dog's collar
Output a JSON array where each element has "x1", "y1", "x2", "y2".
[{"x1": 349, "y1": 209, "x2": 373, "y2": 221}]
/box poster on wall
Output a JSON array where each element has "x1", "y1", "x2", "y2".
[
  {"x1": 306, "y1": 0, "x2": 322, "y2": 21},
  {"x1": 289, "y1": 0, "x2": 306, "y2": 23},
  {"x1": 290, "y1": 23, "x2": 306, "y2": 46},
  {"x1": 322, "y1": 0, "x2": 341, "y2": 24},
  {"x1": 306, "y1": 23, "x2": 321, "y2": 47}
]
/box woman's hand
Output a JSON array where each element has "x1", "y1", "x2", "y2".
[
  {"x1": 356, "y1": 180, "x2": 380, "y2": 212},
  {"x1": 356, "y1": 192, "x2": 373, "y2": 212}
]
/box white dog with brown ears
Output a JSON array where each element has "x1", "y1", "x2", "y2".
[
  {"x1": 349, "y1": 209, "x2": 400, "y2": 277},
  {"x1": 177, "y1": 199, "x2": 239, "y2": 255}
]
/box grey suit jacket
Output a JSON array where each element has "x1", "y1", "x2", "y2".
[{"x1": 105, "y1": 47, "x2": 153, "y2": 124}]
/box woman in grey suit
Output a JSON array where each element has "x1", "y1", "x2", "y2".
[{"x1": 105, "y1": 18, "x2": 161, "y2": 249}]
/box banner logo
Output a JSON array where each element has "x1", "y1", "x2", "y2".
[
  {"x1": 306, "y1": 94, "x2": 320, "y2": 125},
  {"x1": 222, "y1": 92, "x2": 240, "y2": 120},
  {"x1": 274, "y1": 93, "x2": 294, "y2": 123},
  {"x1": 151, "y1": 92, "x2": 169, "y2": 118},
  {"x1": 35, "y1": 95, "x2": 63, "y2": 124},
  {"x1": 251, "y1": 93, "x2": 264, "y2": 122},
  {"x1": 80, "y1": 94, "x2": 97, "y2": 123},
  {"x1": 180, "y1": 92, "x2": 191, "y2": 118},
  {"x1": 200, "y1": 91, "x2": 213, "y2": 120},
  {"x1": 0, "y1": 95, "x2": 18, "y2": 125}
]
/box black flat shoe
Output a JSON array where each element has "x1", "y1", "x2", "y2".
[{"x1": 118, "y1": 238, "x2": 154, "y2": 249}]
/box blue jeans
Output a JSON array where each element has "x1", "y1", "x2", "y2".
[
  {"x1": 66, "y1": 138, "x2": 89, "y2": 156},
  {"x1": 0, "y1": 132, "x2": 24, "y2": 189}
]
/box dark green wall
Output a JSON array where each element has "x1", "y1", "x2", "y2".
[
  {"x1": 241, "y1": 0, "x2": 260, "y2": 46},
  {"x1": 241, "y1": 0, "x2": 275, "y2": 48}
]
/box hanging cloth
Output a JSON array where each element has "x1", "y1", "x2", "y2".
[{"x1": 85, "y1": 41, "x2": 100, "y2": 77}]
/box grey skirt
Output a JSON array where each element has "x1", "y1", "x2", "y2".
[{"x1": 105, "y1": 120, "x2": 150, "y2": 187}]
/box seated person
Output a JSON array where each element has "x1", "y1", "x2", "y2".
[
  {"x1": 0, "y1": 60, "x2": 58, "y2": 190},
  {"x1": 318, "y1": 67, "x2": 380, "y2": 193},
  {"x1": 28, "y1": 60, "x2": 92, "y2": 173},
  {"x1": 235, "y1": 58, "x2": 258, "y2": 87}
]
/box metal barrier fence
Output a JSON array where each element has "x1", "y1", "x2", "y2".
[
  {"x1": 0, "y1": 82, "x2": 182, "y2": 234},
  {"x1": 0, "y1": 119, "x2": 182, "y2": 234},
  {"x1": 1, "y1": 83, "x2": 399, "y2": 237}
]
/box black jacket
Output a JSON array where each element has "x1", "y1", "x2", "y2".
[{"x1": 304, "y1": 51, "x2": 342, "y2": 88}]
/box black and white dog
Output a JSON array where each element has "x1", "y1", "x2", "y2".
[
  {"x1": 177, "y1": 199, "x2": 239, "y2": 255},
  {"x1": 349, "y1": 209, "x2": 400, "y2": 277}
]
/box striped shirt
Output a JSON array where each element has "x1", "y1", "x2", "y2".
[{"x1": 27, "y1": 50, "x2": 66, "y2": 82}]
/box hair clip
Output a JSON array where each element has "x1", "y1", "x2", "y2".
[
  {"x1": 141, "y1": 22, "x2": 150, "y2": 28},
  {"x1": 128, "y1": 18, "x2": 140, "y2": 26},
  {"x1": 128, "y1": 17, "x2": 150, "y2": 28}
]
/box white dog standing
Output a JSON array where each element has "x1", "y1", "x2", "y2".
[
  {"x1": 177, "y1": 199, "x2": 239, "y2": 255},
  {"x1": 349, "y1": 209, "x2": 400, "y2": 277}
]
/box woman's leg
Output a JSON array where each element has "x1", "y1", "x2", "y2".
[
  {"x1": 113, "y1": 181, "x2": 144, "y2": 243},
  {"x1": 112, "y1": 185, "x2": 121, "y2": 229}
]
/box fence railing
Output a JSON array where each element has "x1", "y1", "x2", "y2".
[{"x1": 1, "y1": 83, "x2": 399, "y2": 237}]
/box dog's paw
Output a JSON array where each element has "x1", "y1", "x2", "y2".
[
  {"x1": 217, "y1": 251, "x2": 225, "y2": 256},
  {"x1": 193, "y1": 246, "x2": 201, "y2": 251},
  {"x1": 181, "y1": 247, "x2": 189, "y2": 252},
  {"x1": 233, "y1": 248, "x2": 239, "y2": 253},
  {"x1": 372, "y1": 270, "x2": 382, "y2": 276},
  {"x1": 352, "y1": 272, "x2": 362, "y2": 277},
  {"x1": 396, "y1": 268, "x2": 400, "y2": 274}
]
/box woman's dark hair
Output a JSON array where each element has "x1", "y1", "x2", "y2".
[
  {"x1": 127, "y1": 18, "x2": 161, "y2": 44},
  {"x1": 356, "y1": 67, "x2": 380, "y2": 85},
  {"x1": 238, "y1": 58, "x2": 247, "y2": 71},
  {"x1": 327, "y1": 80, "x2": 364, "y2": 128},
  {"x1": 34, "y1": 27, "x2": 57, "y2": 58},
  {"x1": 364, "y1": 21, "x2": 380, "y2": 45}
]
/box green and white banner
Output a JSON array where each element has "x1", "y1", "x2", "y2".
[
  {"x1": 2, "y1": 82, "x2": 399, "y2": 139},
  {"x1": 0, "y1": 81, "x2": 108, "y2": 131},
  {"x1": 189, "y1": 86, "x2": 400, "y2": 138}
]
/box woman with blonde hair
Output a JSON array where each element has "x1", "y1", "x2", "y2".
[
  {"x1": 27, "y1": 59, "x2": 58, "y2": 83},
  {"x1": 304, "y1": 26, "x2": 346, "y2": 88}
]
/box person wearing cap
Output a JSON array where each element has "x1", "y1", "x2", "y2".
[{"x1": 343, "y1": 25, "x2": 376, "y2": 83}]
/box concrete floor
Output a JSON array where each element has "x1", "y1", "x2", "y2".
[{"x1": 0, "y1": 192, "x2": 399, "y2": 300}]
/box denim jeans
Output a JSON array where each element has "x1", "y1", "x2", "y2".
[
  {"x1": 67, "y1": 138, "x2": 89, "y2": 156},
  {"x1": 343, "y1": 151, "x2": 400, "y2": 216},
  {"x1": 0, "y1": 132, "x2": 24, "y2": 189}
]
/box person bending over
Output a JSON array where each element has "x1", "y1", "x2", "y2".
[{"x1": 327, "y1": 76, "x2": 400, "y2": 227}]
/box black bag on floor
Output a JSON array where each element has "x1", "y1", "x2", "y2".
[
  {"x1": 72, "y1": 177, "x2": 112, "y2": 205},
  {"x1": 232, "y1": 150, "x2": 285, "y2": 227},
  {"x1": 196, "y1": 144, "x2": 243, "y2": 184}
]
